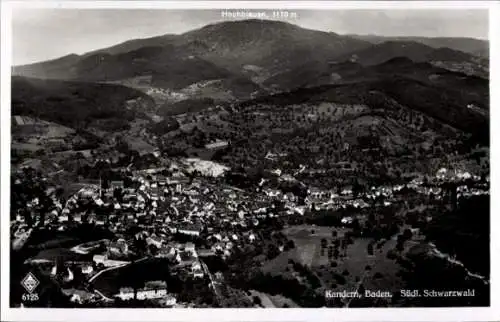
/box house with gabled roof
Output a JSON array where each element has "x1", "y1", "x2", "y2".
[
  {"x1": 156, "y1": 245, "x2": 176, "y2": 258},
  {"x1": 176, "y1": 251, "x2": 197, "y2": 267},
  {"x1": 177, "y1": 223, "x2": 202, "y2": 236},
  {"x1": 146, "y1": 234, "x2": 164, "y2": 248},
  {"x1": 184, "y1": 242, "x2": 195, "y2": 253}
]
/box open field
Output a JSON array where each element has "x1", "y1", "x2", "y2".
[
  {"x1": 263, "y1": 225, "x2": 410, "y2": 306},
  {"x1": 126, "y1": 137, "x2": 155, "y2": 153},
  {"x1": 282, "y1": 225, "x2": 349, "y2": 266},
  {"x1": 12, "y1": 119, "x2": 75, "y2": 140},
  {"x1": 262, "y1": 225, "x2": 348, "y2": 274},
  {"x1": 283, "y1": 225, "x2": 346, "y2": 239},
  {"x1": 318, "y1": 234, "x2": 410, "y2": 307},
  {"x1": 11, "y1": 143, "x2": 43, "y2": 152},
  {"x1": 297, "y1": 243, "x2": 316, "y2": 266}
]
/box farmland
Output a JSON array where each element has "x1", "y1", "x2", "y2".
[
  {"x1": 261, "y1": 224, "x2": 408, "y2": 307},
  {"x1": 282, "y1": 225, "x2": 348, "y2": 267},
  {"x1": 11, "y1": 117, "x2": 76, "y2": 152},
  {"x1": 262, "y1": 225, "x2": 346, "y2": 271}
]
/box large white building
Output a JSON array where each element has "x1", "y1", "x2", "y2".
[
  {"x1": 204, "y1": 140, "x2": 229, "y2": 150},
  {"x1": 115, "y1": 281, "x2": 170, "y2": 301},
  {"x1": 115, "y1": 287, "x2": 168, "y2": 301}
]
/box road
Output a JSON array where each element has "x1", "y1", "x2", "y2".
[
  {"x1": 201, "y1": 260, "x2": 222, "y2": 306},
  {"x1": 89, "y1": 257, "x2": 148, "y2": 301},
  {"x1": 88, "y1": 262, "x2": 128, "y2": 284}
]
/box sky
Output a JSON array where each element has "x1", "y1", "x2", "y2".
[{"x1": 12, "y1": 8, "x2": 489, "y2": 65}]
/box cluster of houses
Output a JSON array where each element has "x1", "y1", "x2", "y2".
[
  {"x1": 85, "y1": 236, "x2": 205, "y2": 279},
  {"x1": 260, "y1": 165, "x2": 489, "y2": 215},
  {"x1": 14, "y1": 161, "x2": 490, "y2": 239},
  {"x1": 12, "y1": 157, "x2": 491, "y2": 307}
]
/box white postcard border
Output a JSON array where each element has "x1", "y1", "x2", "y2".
[{"x1": 1, "y1": 1, "x2": 499, "y2": 322}]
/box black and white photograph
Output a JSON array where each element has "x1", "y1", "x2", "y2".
[{"x1": 1, "y1": 1, "x2": 498, "y2": 321}]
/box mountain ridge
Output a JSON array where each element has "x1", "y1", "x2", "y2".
[
  {"x1": 13, "y1": 20, "x2": 488, "y2": 69},
  {"x1": 13, "y1": 19, "x2": 488, "y2": 89},
  {"x1": 346, "y1": 34, "x2": 489, "y2": 58}
]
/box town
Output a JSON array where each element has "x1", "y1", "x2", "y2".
[{"x1": 10, "y1": 150, "x2": 489, "y2": 308}]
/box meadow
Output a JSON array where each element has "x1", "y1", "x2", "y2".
[{"x1": 261, "y1": 224, "x2": 407, "y2": 307}]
